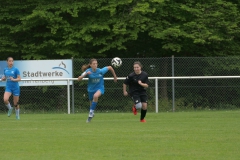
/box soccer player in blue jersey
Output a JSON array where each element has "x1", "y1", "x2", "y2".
[
  {"x1": 78, "y1": 58, "x2": 117, "y2": 123},
  {"x1": 1, "y1": 57, "x2": 21, "y2": 120}
]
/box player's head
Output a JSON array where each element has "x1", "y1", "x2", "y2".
[
  {"x1": 7, "y1": 57, "x2": 14, "y2": 68},
  {"x1": 89, "y1": 58, "x2": 98, "y2": 70},
  {"x1": 133, "y1": 61, "x2": 143, "y2": 74},
  {"x1": 81, "y1": 58, "x2": 98, "y2": 72}
]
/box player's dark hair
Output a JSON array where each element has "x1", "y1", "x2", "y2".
[
  {"x1": 81, "y1": 58, "x2": 97, "y2": 72},
  {"x1": 7, "y1": 57, "x2": 13, "y2": 61},
  {"x1": 133, "y1": 61, "x2": 143, "y2": 68}
]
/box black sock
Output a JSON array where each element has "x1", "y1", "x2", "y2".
[{"x1": 140, "y1": 109, "x2": 147, "y2": 120}]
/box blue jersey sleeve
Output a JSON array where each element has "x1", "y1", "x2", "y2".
[
  {"x1": 15, "y1": 68, "x2": 20, "y2": 76},
  {"x1": 100, "y1": 67, "x2": 109, "y2": 75},
  {"x1": 3, "y1": 68, "x2": 6, "y2": 77}
]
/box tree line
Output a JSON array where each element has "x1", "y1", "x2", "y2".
[{"x1": 1, "y1": 0, "x2": 240, "y2": 60}]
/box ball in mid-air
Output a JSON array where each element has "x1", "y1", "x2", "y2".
[{"x1": 111, "y1": 57, "x2": 122, "y2": 68}]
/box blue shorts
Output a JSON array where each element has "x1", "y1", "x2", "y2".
[
  {"x1": 88, "y1": 89, "x2": 104, "y2": 101},
  {"x1": 5, "y1": 86, "x2": 20, "y2": 96}
]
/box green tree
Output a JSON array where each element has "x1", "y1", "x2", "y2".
[{"x1": 0, "y1": 0, "x2": 240, "y2": 59}]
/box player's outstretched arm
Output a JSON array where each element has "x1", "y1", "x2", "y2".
[
  {"x1": 78, "y1": 71, "x2": 90, "y2": 81},
  {"x1": 107, "y1": 66, "x2": 117, "y2": 82}
]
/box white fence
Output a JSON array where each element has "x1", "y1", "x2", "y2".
[{"x1": 16, "y1": 76, "x2": 240, "y2": 114}]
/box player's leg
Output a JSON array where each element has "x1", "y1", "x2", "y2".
[
  {"x1": 13, "y1": 96, "x2": 20, "y2": 120},
  {"x1": 86, "y1": 90, "x2": 102, "y2": 122},
  {"x1": 132, "y1": 104, "x2": 137, "y2": 115},
  {"x1": 131, "y1": 95, "x2": 141, "y2": 115},
  {"x1": 4, "y1": 91, "x2": 12, "y2": 117},
  {"x1": 140, "y1": 95, "x2": 148, "y2": 122},
  {"x1": 86, "y1": 92, "x2": 94, "y2": 122},
  {"x1": 91, "y1": 90, "x2": 102, "y2": 110},
  {"x1": 13, "y1": 87, "x2": 20, "y2": 120}
]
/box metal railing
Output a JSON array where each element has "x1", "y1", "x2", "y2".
[{"x1": 6, "y1": 75, "x2": 240, "y2": 114}]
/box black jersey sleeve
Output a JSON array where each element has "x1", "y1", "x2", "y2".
[
  {"x1": 141, "y1": 71, "x2": 149, "y2": 84},
  {"x1": 123, "y1": 72, "x2": 134, "y2": 85}
]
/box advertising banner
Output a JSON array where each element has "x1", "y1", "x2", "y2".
[{"x1": 0, "y1": 59, "x2": 73, "y2": 86}]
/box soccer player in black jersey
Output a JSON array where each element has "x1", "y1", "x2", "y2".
[{"x1": 123, "y1": 61, "x2": 149, "y2": 122}]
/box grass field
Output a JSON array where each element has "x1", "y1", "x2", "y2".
[{"x1": 1, "y1": 111, "x2": 240, "y2": 160}]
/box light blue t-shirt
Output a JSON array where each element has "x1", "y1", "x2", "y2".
[
  {"x1": 82, "y1": 67, "x2": 109, "y2": 92},
  {"x1": 4, "y1": 66, "x2": 20, "y2": 87}
]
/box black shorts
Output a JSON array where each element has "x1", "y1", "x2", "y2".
[{"x1": 131, "y1": 94, "x2": 148, "y2": 104}]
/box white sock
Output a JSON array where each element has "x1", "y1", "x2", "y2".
[
  {"x1": 6, "y1": 103, "x2": 11, "y2": 110},
  {"x1": 89, "y1": 110, "x2": 94, "y2": 117},
  {"x1": 15, "y1": 109, "x2": 20, "y2": 117}
]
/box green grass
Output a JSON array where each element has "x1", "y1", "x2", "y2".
[{"x1": 1, "y1": 111, "x2": 240, "y2": 160}]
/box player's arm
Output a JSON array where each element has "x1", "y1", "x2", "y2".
[
  {"x1": 138, "y1": 81, "x2": 148, "y2": 88},
  {"x1": 1, "y1": 69, "x2": 6, "y2": 81},
  {"x1": 1, "y1": 76, "x2": 6, "y2": 81},
  {"x1": 10, "y1": 75, "x2": 21, "y2": 82},
  {"x1": 78, "y1": 71, "x2": 90, "y2": 81},
  {"x1": 123, "y1": 83, "x2": 128, "y2": 96},
  {"x1": 107, "y1": 66, "x2": 117, "y2": 82},
  {"x1": 138, "y1": 74, "x2": 149, "y2": 88},
  {"x1": 123, "y1": 75, "x2": 130, "y2": 96}
]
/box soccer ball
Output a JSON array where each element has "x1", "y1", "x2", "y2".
[{"x1": 111, "y1": 57, "x2": 122, "y2": 68}]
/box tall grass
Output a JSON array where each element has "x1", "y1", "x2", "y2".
[{"x1": 0, "y1": 111, "x2": 240, "y2": 160}]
